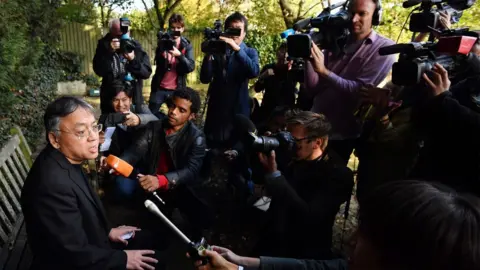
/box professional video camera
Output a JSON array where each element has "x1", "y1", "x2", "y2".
[
  {"x1": 119, "y1": 17, "x2": 136, "y2": 54},
  {"x1": 157, "y1": 30, "x2": 181, "y2": 51},
  {"x1": 284, "y1": 0, "x2": 350, "y2": 58},
  {"x1": 403, "y1": 0, "x2": 475, "y2": 33},
  {"x1": 379, "y1": 28, "x2": 478, "y2": 86},
  {"x1": 201, "y1": 19, "x2": 241, "y2": 54}
]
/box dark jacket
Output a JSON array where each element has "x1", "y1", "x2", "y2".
[
  {"x1": 150, "y1": 36, "x2": 195, "y2": 92},
  {"x1": 21, "y1": 145, "x2": 126, "y2": 270},
  {"x1": 261, "y1": 149, "x2": 354, "y2": 259},
  {"x1": 246, "y1": 257, "x2": 348, "y2": 270},
  {"x1": 200, "y1": 43, "x2": 260, "y2": 148},
  {"x1": 411, "y1": 91, "x2": 480, "y2": 195},
  {"x1": 120, "y1": 119, "x2": 206, "y2": 188},
  {"x1": 99, "y1": 104, "x2": 158, "y2": 157},
  {"x1": 93, "y1": 33, "x2": 152, "y2": 114}
]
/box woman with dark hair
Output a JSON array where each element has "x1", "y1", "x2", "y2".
[
  {"x1": 99, "y1": 80, "x2": 158, "y2": 201},
  {"x1": 193, "y1": 180, "x2": 480, "y2": 270}
]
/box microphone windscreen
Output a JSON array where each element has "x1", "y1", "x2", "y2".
[
  {"x1": 106, "y1": 155, "x2": 133, "y2": 177},
  {"x1": 234, "y1": 114, "x2": 257, "y2": 134}
]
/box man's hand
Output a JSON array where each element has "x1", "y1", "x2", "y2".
[
  {"x1": 439, "y1": 11, "x2": 451, "y2": 30},
  {"x1": 192, "y1": 249, "x2": 238, "y2": 270},
  {"x1": 109, "y1": 225, "x2": 141, "y2": 245},
  {"x1": 258, "y1": 151, "x2": 278, "y2": 174},
  {"x1": 259, "y1": 68, "x2": 275, "y2": 79},
  {"x1": 423, "y1": 63, "x2": 451, "y2": 97},
  {"x1": 169, "y1": 46, "x2": 182, "y2": 57},
  {"x1": 125, "y1": 250, "x2": 158, "y2": 270},
  {"x1": 359, "y1": 86, "x2": 391, "y2": 109},
  {"x1": 124, "y1": 113, "x2": 141, "y2": 127},
  {"x1": 111, "y1": 38, "x2": 120, "y2": 51},
  {"x1": 224, "y1": 150, "x2": 239, "y2": 162},
  {"x1": 138, "y1": 174, "x2": 160, "y2": 192},
  {"x1": 99, "y1": 131, "x2": 106, "y2": 144},
  {"x1": 124, "y1": 50, "x2": 135, "y2": 61},
  {"x1": 219, "y1": 36, "x2": 240, "y2": 52},
  {"x1": 211, "y1": 246, "x2": 243, "y2": 265},
  {"x1": 310, "y1": 43, "x2": 329, "y2": 76},
  {"x1": 99, "y1": 156, "x2": 108, "y2": 173}
]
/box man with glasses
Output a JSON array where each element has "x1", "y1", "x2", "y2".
[
  {"x1": 252, "y1": 110, "x2": 354, "y2": 260},
  {"x1": 149, "y1": 13, "x2": 195, "y2": 117},
  {"x1": 21, "y1": 97, "x2": 163, "y2": 270}
]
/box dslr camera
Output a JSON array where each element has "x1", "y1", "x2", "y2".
[
  {"x1": 201, "y1": 19, "x2": 241, "y2": 54},
  {"x1": 403, "y1": 0, "x2": 475, "y2": 33},
  {"x1": 285, "y1": 0, "x2": 350, "y2": 59},
  {"x1": 119, "y1": 17, "x2": 136, "y2": 54},
  {"x1": 379, "y1": 29, "x2": 478, "y2": 85},
  {"x1": 157, "y1": 30, "x2": 181, "y2": 51}
]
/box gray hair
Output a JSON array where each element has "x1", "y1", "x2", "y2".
[
  {"x1": 108, "y1": 18, "x2": 120, "y2": 32},
  {"x1": 44, "y1": 96, "x2": 95, "y2": 142}
]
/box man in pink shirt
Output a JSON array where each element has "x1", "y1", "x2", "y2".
[{"x1": 149, "y1": 14, "x2": 195, "y2": 116}]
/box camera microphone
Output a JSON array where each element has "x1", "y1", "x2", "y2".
[{"x1": 402, "y1": 0, "x2": 421, "y2": 8}]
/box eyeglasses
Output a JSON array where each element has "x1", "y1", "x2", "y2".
[
  {"x1": 55, "y1": 124, "x2": 103, "y2": 140},
  {"x1": 292, "y1": 136, "x2": 313, "y2": 143}
]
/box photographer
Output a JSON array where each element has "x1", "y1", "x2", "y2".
[
  {"x1": 254, "y1": 43, "x2": 297, "y2": 125},
  {"x1": 192, "y1": 181, "x2": 480, "y2": 270},
  {"x1": 200, "y1": 12, "x2": 260, "y2": 149},
  {"x1": 410, "y1": 62, "x2": 480, "y2": 195},
  {"x1": 251, "y1": 111, "x2": 353, "y2": 260},
  {"x1": 93, "y1": 18, "x2": 152, "y2": 114},
  {"x1": 305, "y1": 0, "x2": 396, "y2": 163},
  {"x1": 149, "y1": 14, "x2": 195, "y2": 116}
]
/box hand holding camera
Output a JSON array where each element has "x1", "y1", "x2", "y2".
[
  {"x1": 259, "y1": 68, "x2": 275, "y2": 80},
  {"x1": 124, "y1": 112, "x2": 140, "y2": 127},
  {"x1": 219, "y1": 36, "x2": 240, "y2": 52},
  {"x1": 169, "y1": 46, "x2": 182, "y2": 57},
  {"x1": 124, "y1": 50, "x2": 135, "y2": 61},
  {"x1": 310, "y1": 43, "x2": 328, "y2": 76},
  {"x1": 111, "y1": 38, "x2": 120, "y2": 51},
  {"x1": 258, "y1": 150, "x2": 278, "y2": 174},
  {"x1": 423, "y1": 63, "x2": 451, "y2": 96}
]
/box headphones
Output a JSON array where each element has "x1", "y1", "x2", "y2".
[{"x1": 372, "y1": 0, "x2": 383, "y2": 26}]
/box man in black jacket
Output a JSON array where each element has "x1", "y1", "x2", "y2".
[
  {"x1": 254, "y1": 110, "x2": 354, "y2": 260},
  {"x1": 149, "y1": 14, "x2": 195, "y2": 116},
  {"x1": 120, "y1": 87, "x2": 211, "y2": 241},
  {"x1": 93, "y1": 18, "x2": 152, "y2": 114},
  {"x1": 21, "y1": 96, "x2": 160, "y2": 270}
]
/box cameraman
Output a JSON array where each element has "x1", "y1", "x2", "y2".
[
  {"x1": 410, "y1": 60, "x2": 480, "y2": 195},
  {"x1": 149, "y1": 14, "x2": 195, "y2": 116},
  {"x1": 305, "y1": 0, "x2": 396, "y2": 163},
  {"x1": 93, "y1": 18, "x2": 152, "y2": 114},
  {"x1": 201, "y1": 12, "x2": 260, "y2": 149},
  {"x1": 252, "y1": 111, "x2": 353, "y2": 260}
]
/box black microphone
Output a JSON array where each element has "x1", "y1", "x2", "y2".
[
  {"x1": 402, "y1": 0, "x2": 420, "y2": 8},
  {"x1": 293, "y1": 18, "x2": 312, "y2": 31},
  {"x1": 234, "y1": 114, "x2": 257, "y2": 134}
]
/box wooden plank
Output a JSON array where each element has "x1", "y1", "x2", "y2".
[
  {"x1": 14, "y1": 148, "x2": 29, "y2": 178},
  {"x1": 10, "y1": 152, "x2": 27, "y2": 180},
  {"x1": 1, "y1": 164, "x2": 22, "y2": 200},
  {"x1": 6, "y1": 158, "x2": 24, "y2": 190},
  {"x1": 0, "y1": 181, "x2": 17, "y2": 224},
  {"x1": 0, "y1": 136, "x2": 20, "y2": 165},
  {"x1": 0, "y1": 172, "x2": 21, "y2": 214}
]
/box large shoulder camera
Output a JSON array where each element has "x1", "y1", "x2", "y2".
[
  {"x1": 201, "y1": 19, "x2": 241, "y2": 54},
  {"x1": 403, "y1": 0, "x2": 475, "y2": 33},
  {"x1": 119, "y1": 17, "x2": 136, "y2": 54},
  {"x1": 285, "y1": 0, "x2": 350, "y2": 59},
  {"x1": 157, "y1": 30, "x2": 181, "y2": 51},
  {"x1": 379, "y1": 29, "x2": 478, "y2": 86}
]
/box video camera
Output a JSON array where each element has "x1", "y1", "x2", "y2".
[
  {"x1": 403, "y1": 0, "x2": 475, "y2": 33},
  {"x1": 157, "y1": 30, "x2": 181, "y2": 51},
  {"x1": 285, "y1": 0, "x2": 350, "y2": 58},
  {"x1": 201, "y1": 19, "x2": 241, "y2": 54},
  {"x1": 119, "y1": 17, "x2": 136, "y2": 54},
  {"x1": 379, "y1": 28, "x2": 478, "y2": 85}
]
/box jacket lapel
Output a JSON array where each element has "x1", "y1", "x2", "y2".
[{"x1": 49, "y1": 148, "x2": 110, "y2": 230}]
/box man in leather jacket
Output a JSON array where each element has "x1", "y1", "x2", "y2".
[
  {"x1": 120, "y1": 87, "x2": 211, "y2": 241},
  {"x1": 254, "y1": 111, "x2": 354, "y2": 260}
]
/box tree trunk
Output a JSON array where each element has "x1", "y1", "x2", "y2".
[
  {"x1": 163, "y1": 0, "x2": 183, "y2": 29},
  {"x1": 278, "y1": 0, "x2": 295, "y2": 28},
  {"x1": 141, "y1": 0, "x2": 157, "y2": 29}
]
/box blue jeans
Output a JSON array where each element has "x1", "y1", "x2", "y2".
[
  {"x1": 114, "y1": 175, "x2": 139, "y2": 200},
  {"x1": 149, "y1": 89, "x2": 174, "y2": 114}
]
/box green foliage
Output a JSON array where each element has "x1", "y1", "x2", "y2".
[
  {"x1": 0, "y1": 0, "x2": 64, "y2": 148},
  {"x1": 245, "y1": 30, "x2": 283, "y2": 69},
  {"x1": 57, "y1": 1, "x2": 98, "y2": 24}
]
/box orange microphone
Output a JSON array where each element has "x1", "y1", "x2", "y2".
[{"x1": 106, "y1": 155, "x2": 134, "y2": 177}]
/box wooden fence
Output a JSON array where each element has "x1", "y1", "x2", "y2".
[{"x1": 59, "y1": 22, "x2": 204, "y2": 86}]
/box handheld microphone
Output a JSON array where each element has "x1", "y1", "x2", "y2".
[
  {"x1": 144, "y1": 200, "x2": 210, "y2": 264},
  {"x1": 106, "y1": 155, "x2": 165, "y2": 205}
]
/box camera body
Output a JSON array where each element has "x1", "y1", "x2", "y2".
[
  {"x1": 202, "y1": 19, "x2": 241, "y2": 54},
  {"x1": 247, "y1": 131, "x2": 296, "y2": 155},
  {"x1": 119, "y1": 17, "x2": 136, "y2": 54},
  {"x1": 286, "y1": 1, "x2": 350, "y2": 59},
  {"x1": 157, "y1": 30, "x2": 181, "y2": 51},
  {"x1": 379, "y1": 31, "x2": 478, "y2": 85}
]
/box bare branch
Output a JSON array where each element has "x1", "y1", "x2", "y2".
[
  {"x1": 163, "y1": 0, "x2": 183, "y2": 28},
  {"x1": 297, "y1": 0, "x2": 305, "y2": 19},
  {"x1": 141, "y1": 0, "x2": 157, "y2": 29}
]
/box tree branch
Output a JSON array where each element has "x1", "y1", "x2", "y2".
[
  {"x1": 163, "y1": 0, "x2": 183, "y2": 29},
  {"x1": 152, "y1": 0, "x2": 164, "y2": 30},
  {"x1": 300, "y1": 2, "x2": 323, "y2": 18},
  {"x1": 278, "y1": 0, "x2": 295, "y2": 28},
  {"x1": 297, "y1": 0, "x2": 305, "y2": 19},
  {"x1": 141, "y1": 0, "x2": 157, "y2": 29}
]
